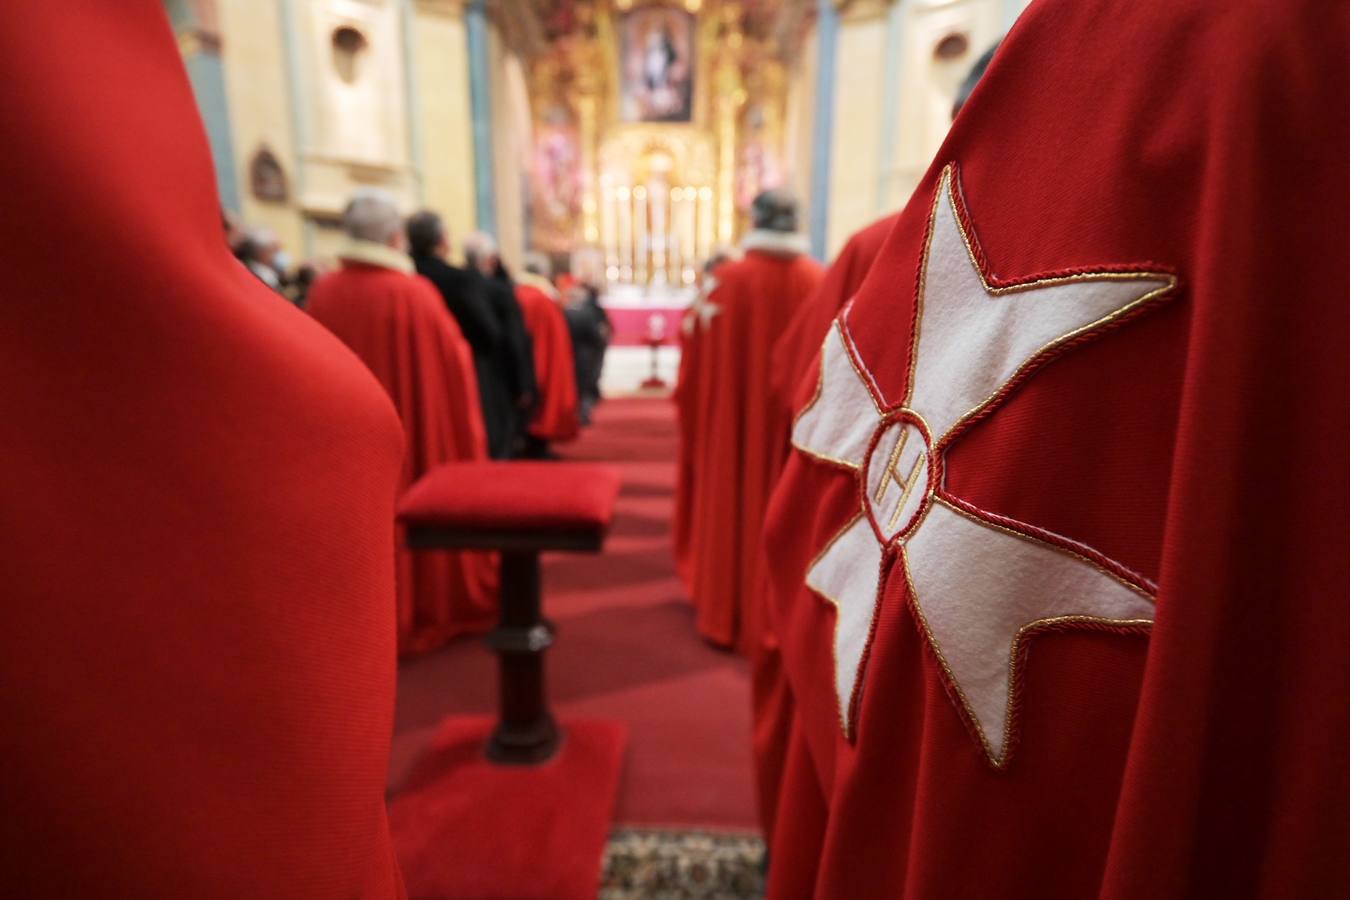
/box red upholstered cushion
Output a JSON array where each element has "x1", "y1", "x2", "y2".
[{"x1": 399, "y1": 462, "x2": 621, "y2": 534}]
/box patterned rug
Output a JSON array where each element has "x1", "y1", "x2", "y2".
[{"x1": 599, "y1": 828, "x2": 766, "y2": 898}]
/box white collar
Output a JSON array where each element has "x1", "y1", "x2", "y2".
[
  {"x1": 337, "y1": 239, "x2": 414, "y2": 274},
  {"x1": 740, "y1": 229, "x2": 810, "y2": 257}
]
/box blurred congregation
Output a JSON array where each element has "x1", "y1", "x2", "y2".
[{"x1": 227, "y1": 199, "x2": 611, "y2": 456}]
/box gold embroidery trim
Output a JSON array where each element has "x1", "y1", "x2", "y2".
[
  {"x1": 933, "y1": 496, "x2": 1157, "y2": 602},
  {"x1": 796, "y1": 166, "x2": 1172, "y2": 757},
  {"x1": 897, "y1": 545, "x2": 1152, "y2": 768},
  {"x1": 905, "y1": 166, "x2": 1178, "y2": 446},
  {"x1": 789, "y1": 320, "x2": 873, "y2": 471},
  {"x1": 802, "y1": 510, "x2": 871, "y2": 738}
]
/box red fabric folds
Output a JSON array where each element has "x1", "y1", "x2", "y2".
[
  {"x1": 0, "y1": 2, "x2": 405, "y2": 896},
  {"x1": 764, "y1": 1, "x2": 1350, "y2": 896},
  {"x1": 679, "y1": 251, "x2": 823, "y2": 653},
  {"x1": 771, "y1": 214, "x2": 897, "y2": 416},
  {"x1": 752, "y1": 219, "x2": 895, "y2": 849},
  {"x1": 309, "y1": 263, "x2": 499, "y2": 656},
  {"x1": 517, "y1": 283, "x2": 581, "y2": 442},
  {"x1": 675, "y1": 247, "x2": 823, "y2": 842}
]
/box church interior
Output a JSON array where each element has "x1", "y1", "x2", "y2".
[
  {"x1": 158, "y1": 1, "x2": 1021, "y2": 895},
  {"x1": 18, "y1": 1, "x2": 1344, "y2": 898}
]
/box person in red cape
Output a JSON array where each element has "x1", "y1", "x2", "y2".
[
  {"x1": 746, "y1": 213, "x2": 898, "y2": 849},
  {"x1": 763, "y1": 0, "x2": 1350, "y2": 896},
  {"x1": 0, "y1": 3, "x2": 405, "y2": 895},
  {"x1": 682, "y1": 199, "x2": 822, "y2": 654},
  {"x1": 672, "y1": 247, "x2": 740, "y2": 587},
  {"x1": 678, "y1": 191, "x2": 824, "y2": 840},
  {"x1": 308, "y1": 191, "x2": 497, "y2": 656},
  {"x1": 516, "y1": 254, "x2": 581, "y2": 455},
  {"x1": 771, "y1": 213, "x2": 896, "y2": 417}
]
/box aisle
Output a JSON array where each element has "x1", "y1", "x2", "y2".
[{"x1": 388, "y1": 396, "x2": 758, "y2": 831}]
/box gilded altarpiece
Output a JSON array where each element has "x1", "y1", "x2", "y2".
[{"x1": 522, "y1": 0, "x2": 799, "y2": 301}]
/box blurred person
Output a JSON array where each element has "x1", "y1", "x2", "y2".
[
  {"x1": 677, "y1": 189, "x2": 823, "y2": 845},
  {"x1": 308, "y1": 189, "x2": 497, "y2": 655},
  {"x1": 563, "y1": 274, "x2": 611, "y2": 426},
  {"x1": 285, "y1": 258, "x2": 333, "y2": 310},
  {"x1": 237, "y1": 226, "x2": 285, "y2": 292},
  {"x1": 464, "y1": 231, "x2": 538, "y2": 457},
  {"x1": 550, "y1": 252, "x2": 576, "y2": 295},
  {"x1": 673, "y1": 247, "x2": 741, "y2": 587},
  {"x1": 770, "y1": 216, "x2": 896, "y2": 418},
  {"x1": 951, "y1": 40, "x2": 1002, "y2": 120},
  {"x1": 1, "y1": 2, "x2": 405, "y2": 895},
  {"x1": 515, "y1": 253, "x2": 579, "y2": 457},
  {"x1": 407, "y1": 211, "x2": 516, "y2": 458},
  {"x1": 222, "y1": 207, "x2": 245, "y2": 253}
]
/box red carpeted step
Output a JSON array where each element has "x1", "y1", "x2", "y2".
[{"x1": 389, "y1": 716, "x2": 627, "y2": 900}]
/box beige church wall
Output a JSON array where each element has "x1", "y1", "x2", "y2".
[
  {"x1": 815, "y1": 0, "x2": 1030, "y2": 260},
  {"x1": 879, "y1": 0, "x2": 1018, "y2": 213},
  {"x1": 487, "y1": 25, "x2": 532, "y2": 271},
  {"x1": 295, "y1": 0, "x2": 419, "y2": 226},
  {"x1": 411, "y1": 0, "x2": 478, "y2": 252},
  {"x1": 215, "y1": 0, "x2": 306, "y2": 256},
  {"x1": 825, "y1": 4, "x2": 889, "y2": 258}
]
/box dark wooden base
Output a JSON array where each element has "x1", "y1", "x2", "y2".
[
  {"x1": 406, "y1": 517, "x2": 612, "y2": 768},
  {"x1": 485, "y1": 552, "x2": 562, "y2": 765},
  {"x1": 486, "y1": 712, "x2": 561, "y2": 765}
]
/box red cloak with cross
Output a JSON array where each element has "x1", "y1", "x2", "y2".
[
  {"x1": 771, "y1": 213, "x2": 897, "y2": 419},
  {"x1": 763, "y1": 0, "x2": 1350, "y2": 896}
]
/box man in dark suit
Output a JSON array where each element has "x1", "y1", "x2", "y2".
[
  {"x1": 464, "y1": 231, "x2": 538, "y2": 455},
  {"x1": 407, "y1": 211, "x2": 528, "y2": 458}
]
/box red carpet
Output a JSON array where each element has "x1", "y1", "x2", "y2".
[
  {"x1": 389, "y1": 717, "x2": 626, "y2": 900},
  {"x1": 389, "y1": 397, "x2": 757, "y2": 831}
]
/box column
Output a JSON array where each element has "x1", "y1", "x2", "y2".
[
  {"x1": 165, "y1": 0, "x2": 240, "y2": 212},
  {"x1": 466, "y1": 0, "x2": 496, "y2": 236},
  {"x1": 808, "y1": 0, "x2": 839, "y2": 260}
]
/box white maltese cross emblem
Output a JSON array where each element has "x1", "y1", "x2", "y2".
[{"x1": 792, "y1": 166, "x2": 1176, "y2": 765}]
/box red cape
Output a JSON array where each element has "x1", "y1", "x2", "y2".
[
  {"x1": 682, "y1": 247, "x2": 823, "y2": 653},
  {"x1": 765, "y1": 0, "x2": 1350, "y2": 896},
  {"x1": 516, "y1": 283, "x2": 580, "y2": 442},
  {"x1": 0, "y1": 2, "x2": 404, "y2": 895},
  {"x1": 309, "y1": 262, "x2": 498, "y2": 655},
  {"x1": 672, "y1": 278, "x2": 722, "y2": 588},
  {"x1": 771, "y1": 214, "x2": 897, "y2": 416},
  {"x1": 676, "y1": 247, "x2": 823, "y2": 838},
  {"x1": 754, "y1": 215, "x2": 897, "y2": 845}
]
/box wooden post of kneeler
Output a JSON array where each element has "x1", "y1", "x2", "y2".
[{"x1": 485, "y1": 551, "x2": 558, "y2": 764}]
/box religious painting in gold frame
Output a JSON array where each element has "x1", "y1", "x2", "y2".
[{"x1": 617, "y1": 7, "x2": 696, "y2": 123}]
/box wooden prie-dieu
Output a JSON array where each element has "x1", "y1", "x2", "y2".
[{"x1": 398, "y1": 461, "x2": 621, "y2": 764}]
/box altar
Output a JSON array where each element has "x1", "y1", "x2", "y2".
[
  {"x1": 596, "y1": 284, "x2": 691, "y2": 396},
  {"x1": 523, "y1": 3, "x2": 795, "y2": 277},
  {"x1": 509, "y1": 0, "x2": 802, "y2": 392}
]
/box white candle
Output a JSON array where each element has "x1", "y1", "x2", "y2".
[
  {"x1": 698, "y1": 186, "x2": 714, "y2": 264},
  {"x1": 651, "y1": 180, "x2": 667, "y2": 286},
  {"x1": 617, "y1": 185, "x2": 632, "y2": 283},
  {"x1": 602, "y1": 178, "x2": 618, "y2": 285},
  {"x1": 678, "y1": 187, "x2": 693, "y2": 284},
  {"x1": 634, "y1": 185, "x2": 647, "y2": 286}
]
